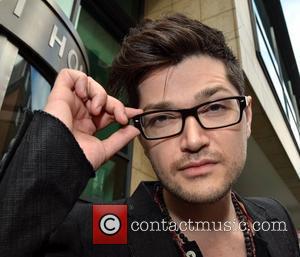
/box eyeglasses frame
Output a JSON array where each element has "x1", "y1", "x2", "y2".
[{"x1": 132, "y1": 96, "x2": 248, "y2": 140}]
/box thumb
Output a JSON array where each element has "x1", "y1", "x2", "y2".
[{"x1": 100, "y1": 125, "x2": 140, "y2": 163}]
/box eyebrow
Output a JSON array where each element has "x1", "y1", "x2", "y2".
[
  {"x1": 143, "y1": 86, "x2": 232, "y2": 111},
  {"x1": 143, "y1": 101, "x2": 176, "y2": 111},
  {"x1": 194, "y1": 86, "x2": 232, "y2": 101}
]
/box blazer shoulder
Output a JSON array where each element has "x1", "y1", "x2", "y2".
[
  {"x1": 64, "y1": 197, "x2": 128, "y2": 224},
  {"x1": 243, "y1": 196, "x2": 290, "y2": 219}
]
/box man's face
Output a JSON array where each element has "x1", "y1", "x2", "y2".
[{"x1": 137, "y1": 55, "x2": 252, "y2": 204}]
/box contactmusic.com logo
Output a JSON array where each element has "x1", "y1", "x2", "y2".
[{"x1": 93, "y1": 205, "x2": 128, "y2": 244}]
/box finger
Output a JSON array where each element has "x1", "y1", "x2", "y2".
[
  {"x1": 51, "y1": 69, "x2": 108, "y2": 111},
  {"x1": 73, "y1": 76, "x2": 88, "y2": 100},
  {"x1": 101, "y1": 125, "x2": 140, "y2": 161},
  {"x1": 93, "y1": 107, "x2": 144, "y2": 130},
  {"x1": 125, "y1": 107, "x2": 144, "y2": 119},
  {"x1": 50, "y1": 69, "x2": 97, "y2": 116},
  {"x1": 93, "y1": 112, "x2": 115, "y2": 130},
  {"x1": 104, "y1": 96, "x2": 128, "y2": 125},
  {"x1": 53, "y1": 69, "x2": 88, "y2": 92},
  {"x1": 86, "y1": 77, "x2": 107, "y2": 115}
]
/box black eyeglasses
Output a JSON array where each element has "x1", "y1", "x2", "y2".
[{"x1": 132, "y1": 96, "x2": 248, "y2": 140}]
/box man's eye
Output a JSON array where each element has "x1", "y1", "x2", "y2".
[
  {"x1": 201, "y1": 103, "x2": 226, "y2": 113},
  {"x1": 154, "y1": 115, "x2": 169, "y2": 122},
  {"x1": 145, "y1": 114, "x2": 178, "y2": 127},
  {"x1": 151, "y1": 115, "x2": 173, "y2": 124}
]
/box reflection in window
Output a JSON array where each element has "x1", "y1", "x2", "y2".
[
  {"x1": 77, "y1": 7, "x2": 120, "y2": 85},
  {"x1": 114, "y1": 0, "x2": 142, "y2": 21},
  {"x1": 0, "y1": 55, "x2": 51, "y2": 160},
  {"x1": 53, "y1": 0, "x2": 75, "y2": 18},
  {"x1": 77, "y1": 6, "x2": 132, "y2": 202},
  {"x1": 252, "y1": 0, "x2": 300, "y2": 149}
]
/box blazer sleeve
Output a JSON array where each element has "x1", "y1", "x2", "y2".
[{"x1": 0, "y1": 110, "x2": 95, "y2": 257}]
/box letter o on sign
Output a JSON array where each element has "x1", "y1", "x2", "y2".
[{"x1": 68, "y1": 49, "x2": 79, "y2": 70}]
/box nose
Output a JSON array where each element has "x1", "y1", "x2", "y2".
[{"x1": 180, "y1": 116, "x2": 210, "y2": 152}]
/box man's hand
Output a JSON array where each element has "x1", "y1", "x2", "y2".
[{"x1": 44, "y1": 69, "x2": 142, "y2": 170}]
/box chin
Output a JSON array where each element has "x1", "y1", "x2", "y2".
[
  {"x1": 154, "y1": 160, "x2": 243, "y2": 204},
  {"x1": 161, "y1": 178, "x2": 233, "y2": 204},
  {"x1": 184, "y1": 187, "x2": 231, "y2": 204}
]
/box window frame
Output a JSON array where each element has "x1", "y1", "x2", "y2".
[{"x1": 248, "y1": 0, "x2": 300, "y2": 152}]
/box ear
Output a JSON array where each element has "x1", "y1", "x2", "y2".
[{"x1": 245, "y1": 96, "x2": 253, "y2": 138}]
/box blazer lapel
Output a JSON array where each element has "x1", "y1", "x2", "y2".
[
  {"x1": 127, "y1": 182, "x2": 180, "y2": 257},
  {"x1": 238, "y1": 195, "x2": 293, "y2": 257}
]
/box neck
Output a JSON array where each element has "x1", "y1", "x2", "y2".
[{"x1": 162, "y1": 188, "x2": 236, "y2": 224}]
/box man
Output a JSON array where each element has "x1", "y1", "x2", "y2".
[{"x1": 0, "y1": 14, "x2": 299, "y2": 257}]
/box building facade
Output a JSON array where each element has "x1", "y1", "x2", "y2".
[{"x1": 0, "y1": 0, "x2": 299, "y2": 238}]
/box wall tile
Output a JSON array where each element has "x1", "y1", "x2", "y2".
[
  {"x1": 202, "y1": 9, "x2": 237, "y2": 40},
  {"x1": 200, "y1": 0, "x2": 233, "y2": 20}
]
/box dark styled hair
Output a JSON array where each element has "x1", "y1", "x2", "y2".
[{"x1": 108, "y1": 13, "x2": 244, "y2": 107}]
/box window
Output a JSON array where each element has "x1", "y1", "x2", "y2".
[
  {"x1": 0, "y1": 54, "x2": 51, "y2": 159},
  {"x1": 76, "y1": 1, "x2": 143, "y2": 202},
  {"x1": 250, "y1": 0, "x2": 300, "y2": 150},
  {"x1": 53, "y1": 0, "x2": 75, "y2": 18}
]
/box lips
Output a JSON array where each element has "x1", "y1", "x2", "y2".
[{"x1": 178, "y1": 159, "x2": 218, "y2": 177}]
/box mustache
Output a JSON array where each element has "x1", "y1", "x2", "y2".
[{"x1": 171, "y1": 149, "x2": 223, "y2": 171}]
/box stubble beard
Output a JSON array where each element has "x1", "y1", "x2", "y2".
[{"x1": 150, "y1": 150, "x2": 246, "y2": 204}]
